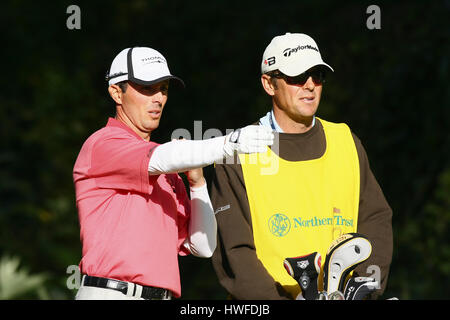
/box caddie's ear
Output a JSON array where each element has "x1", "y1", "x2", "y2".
[
  {"x1": 108, "y1": 84, "x2": 124, "y2": 105},
  {"x1": 261, "y1": 74, "x2": 276, "y2": 96}
]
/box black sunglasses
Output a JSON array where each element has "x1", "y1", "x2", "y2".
[{"x1": 270, "y1": 68, "x2": 326, "y2": 86}]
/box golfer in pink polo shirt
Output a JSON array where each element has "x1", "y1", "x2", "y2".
[{"x1": 73, "y1": 47, "x2": 274, "y2": 300}]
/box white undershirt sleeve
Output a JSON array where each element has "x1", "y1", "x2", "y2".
[
  {"x1": 183, "y1": 182, "x2": 217, "y2": 258},
  {"x1": 148, "y1": 136, "x2": 227, "y2": 175}
]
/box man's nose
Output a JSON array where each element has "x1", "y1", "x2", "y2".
[
  {"x1": 152, "y1": 90, "x2": 165, "y2": 104},
  {"x1": 303, "y1": 76, "x2": 316, "y2": 91}
]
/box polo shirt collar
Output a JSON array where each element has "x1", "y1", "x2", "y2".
[{"x1": 106, "y1": 117, "x2": 147, "y2": 141}]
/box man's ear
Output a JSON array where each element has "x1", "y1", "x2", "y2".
[
  {"x1": 108, "y1": 84, "x2": 123, "y2": 105},
  {"x1": 261, "y1": 74, "x2": 276, "y2": 96}
]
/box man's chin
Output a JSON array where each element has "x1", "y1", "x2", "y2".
[
  {"x1": 145, "y1": 119, "x2": 160, "y2": 130},
  {"x1": 290, "y1": 112, "x2": 316, "y2": 125},
  {"x1": 296, "y1": 106, "x2": 318, "y2": 120}
]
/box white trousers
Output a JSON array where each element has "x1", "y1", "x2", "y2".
[{"x1": 75, "y1": 285, "x2": 144, "y2": 300}]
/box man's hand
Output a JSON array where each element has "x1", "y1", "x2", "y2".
[
  {"x1": 185, "y1": 167, "x2": 205, "y2": 188},
  {"x1": 223, "y1": 125, "x2": 274, "y2": 157}
]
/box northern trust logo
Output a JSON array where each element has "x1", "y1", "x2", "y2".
[
  {"x1": 283, "y1": 44, "x2": 319, "y2": 57},
  {"x1": 268, "y1": 213, "x2": 291, "y2": 237},
  {"x1": 268, "y1": 212, "x2": 354, "y2": 237}
]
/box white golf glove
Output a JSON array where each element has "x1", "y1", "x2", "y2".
[{"x1": 223, "y1": 125, "x2": 274, "y2": 157}]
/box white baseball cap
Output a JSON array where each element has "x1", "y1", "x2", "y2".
[
  {"x1": 261, "y1": 33, "x2": 333, "y2": 76},
  {"x1": 106, "y1": 47, "x2": 185, "y2": 87}
]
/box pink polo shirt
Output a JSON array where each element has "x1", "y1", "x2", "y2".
[{"x1": 73, "y1": 118, "x2": 191, "y2": 298}]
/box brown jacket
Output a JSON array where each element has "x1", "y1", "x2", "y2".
[{"x1": 211, "y1": 119, "x2": 393, "y2": 299}]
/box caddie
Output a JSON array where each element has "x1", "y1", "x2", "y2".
[
  {"x1": 211, "y1": 33, "x2": 393, "y2": 299},
  {"x1": 73, "y1": 46, "x2": 274, "y2": 300}
]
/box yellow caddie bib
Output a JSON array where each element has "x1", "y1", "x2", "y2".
[{"x1": 238, "y1": 118, "x2": 360, "y2": 298}]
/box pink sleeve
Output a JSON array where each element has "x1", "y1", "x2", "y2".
[{"x1": 89, "y1": 132, "x2": 159, "y2": 194}]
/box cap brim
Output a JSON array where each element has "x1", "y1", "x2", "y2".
[
  {"x1": 280, "y1": 61, "x2": 334, "y2": 77},
  {"x1": 129, "y1": 75, "x2": 185, "y2": 88},
  {"x1": 315, "y1": 63, "x2": 334, "y2": 73}
]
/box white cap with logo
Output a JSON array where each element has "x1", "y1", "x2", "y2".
[
  {"x1": 261, "y1": 33, "x2": 333, "y2": 76},
  {"x1": 106, "y1": 47, "x2": 185, "y2": 87}
]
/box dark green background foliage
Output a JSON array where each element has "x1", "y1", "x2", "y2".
[{"x1": 1, "y1": 0, "x2": 448, "y2": 299}]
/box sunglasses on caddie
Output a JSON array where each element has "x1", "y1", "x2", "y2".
[{"x1": 271, "y1": 67, "x2": 326, "y2": 86}]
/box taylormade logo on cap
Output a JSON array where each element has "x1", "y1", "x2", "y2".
[
  {"x1": 261, "y1": 33, "x2": 333, "y2": 77},
  {"x1": 106, "y1": 47, "x2": 185, "y2": 87},
  {"x1": 282, "y1": 44, "x2": 319, "y2": 57}
]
